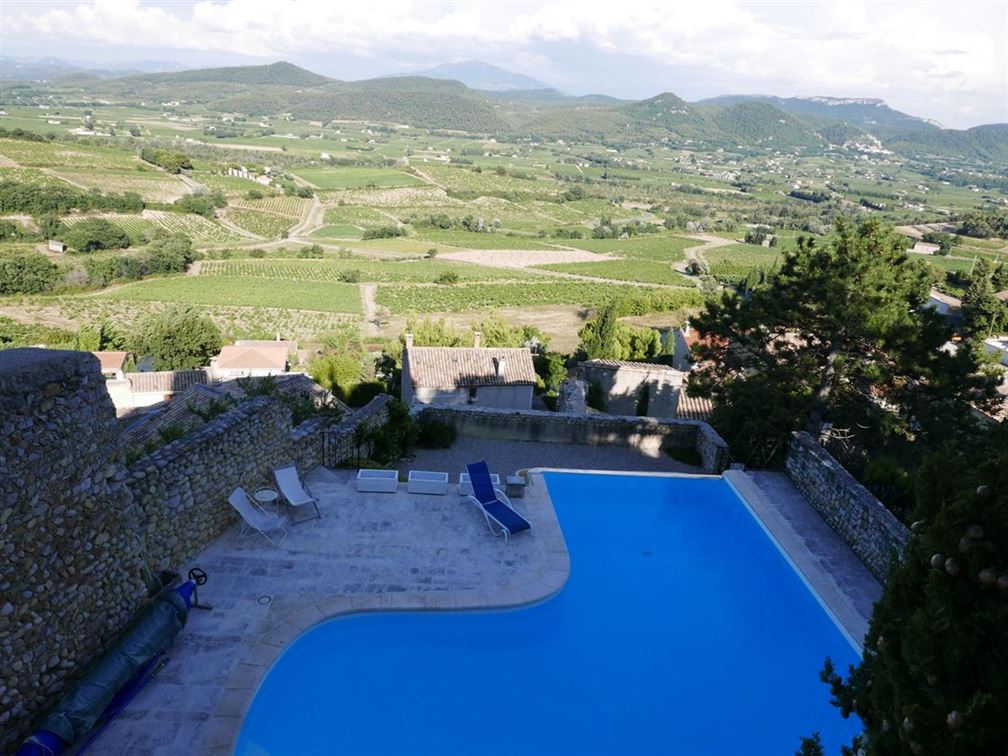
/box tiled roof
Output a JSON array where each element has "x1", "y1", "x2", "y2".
[
  {"x1": 929, "y1": 289, "x2": 962, "y2": 307},
  {"x1": 121, "y1": 384, "x2": 231, "y2": 454},
  {"x1": 582, "y1": 359, "x2": 683, "y2": 373},
  {"x1": 215, "y1": 345, "x2": 289, "y2": 371},
  {"x1": 676, "y1": 392, "x2": 713, "y2": 422},
  {"x1": 406, "y1": 347, "x2": 536, "y2": 389},
  {"x1": 126, "y1": 369, "x2": 209, "y2": 394},
  {"x1": 234, "y1": 339, "x2": 298, "y2": 351},
  {"x1": 92, "y1": 351, "x2": 128, "y2": 372}
]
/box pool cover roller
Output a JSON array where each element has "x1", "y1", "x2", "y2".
[{"x1": 16, "y1": 581, "x2": 195, "y2": 756}]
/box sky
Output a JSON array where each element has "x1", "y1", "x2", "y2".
[{"x1": 2, "y1": 0, "x2": 1006, "y2": 128}]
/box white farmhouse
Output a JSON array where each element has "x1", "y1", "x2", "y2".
[{"x1": 401, "y1": 334, "x2": 535, "y2": 410}]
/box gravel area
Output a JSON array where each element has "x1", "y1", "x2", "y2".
[{"x1": 398, "y1": 435, "x2": 700, "y2": 478}]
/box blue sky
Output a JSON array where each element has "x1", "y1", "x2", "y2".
[{"x1": 3, "y1": 0, "x2": 1006, "y2": 128}]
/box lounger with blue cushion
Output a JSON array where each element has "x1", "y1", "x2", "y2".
[{"x1": 466, "y1": 461, "x2": 531, "y2": 544}]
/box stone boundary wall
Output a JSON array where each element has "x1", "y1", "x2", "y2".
[
  {"x1": 125, "y1": 396, "x2": 318, "y2": 570},
  {"x1": 414, "y1": 404, "x2": 730, "y2": 473},
  {"x1": 322, "y1": 394, "x2": 393, "y2": 467},
  {"x1": 0, "y1": 350, "x2": 148, "y2": 753},
  {"x1": 786, "y1": 431, "x2": 910, "y2": 582}
]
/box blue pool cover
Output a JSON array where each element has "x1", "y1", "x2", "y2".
[{"x1": 237, "y1": 472, "x2": 862, "y2": 755}]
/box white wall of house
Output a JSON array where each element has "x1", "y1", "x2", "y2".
[
  {"x1": 209, "y1": 366, "x2": 286, "y2": 381},
  {"x1": 983, "y1": 337, "x2": 1008, "y2": 366}
]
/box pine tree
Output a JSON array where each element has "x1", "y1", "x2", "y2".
[{"x1": 819, "y1": 424, "x2": 1008, "y2": 755}]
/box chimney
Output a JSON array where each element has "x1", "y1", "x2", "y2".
[
  {"x1": 405, "y1": 333, "x2": 414, "y2": 349},
  {"x1": 473, "y1": 331, "x2": 482, "y2": 348},
  {"x1": 493, "y1": 357, "x2": 506, "y2": 379}
]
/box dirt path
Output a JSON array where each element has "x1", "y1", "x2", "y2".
[
  {"x1": 677, "y1": 234, "x2": 737, "y2": 273},
  {"x1": 409, "y1": 166, "x2": 446, "y2": 190},
  {"x1": 288, "y1": 194, "x2": 324, "y2": 238},
  {"x1": 360, "y1": 283, "x2": 380, "y2": 336}
]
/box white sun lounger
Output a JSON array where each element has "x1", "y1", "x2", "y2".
[
  {"x1": 273, "y1": 464, "x2": 321, "y2": 523},
  {"x1": 228, "y1": 487, "x2": 287, "y2": 547}
]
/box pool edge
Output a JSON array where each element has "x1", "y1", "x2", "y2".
[{"x1": 723, "y1": 469, "x2": 869, "y2": 654}]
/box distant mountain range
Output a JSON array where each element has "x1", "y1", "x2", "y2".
[
  {"x1": 2, "y1": 56, "x2": 183, "y2": 81},
  {"x1": 395, "y1": 60, "x2": 550, "y2": 92},
  {"x1": 10, "y1": 60, "x2": 1006, "y2": 164}
]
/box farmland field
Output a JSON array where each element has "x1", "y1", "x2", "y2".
[
  {"x1": 413, "y1": 229, "x2": 556, "y2": 249},
  {"x1": 538, "y1": 259, "x2": 688, "y2": 284},
  {"x1": 376, "y1": 281, "x2": 703, "y2": 313},
  {"x1": 199, "y1": 258, "x2": 547, "y2": 283},
  {"x1": 228, "y1": 195, "x2": 312, "y2": 218},
  {"x1": 52, "y1": 170, "x2": 188, "y2": 202},
  {"x1": 224, "y1": 209, "x2": 296, "y2": 238},
  {"x1": 293, "y1": 167, "x2": 425, "y2": 190},
  {"x1": 100, "y1": 276, "x2": 362, "y2": 313}
]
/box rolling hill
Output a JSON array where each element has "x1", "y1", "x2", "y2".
[{"x1": 399, "y1": 60, "x2": 550, "y2": 92}]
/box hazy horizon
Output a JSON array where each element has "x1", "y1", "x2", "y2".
[{"x1": 3, "y1": 0, "x2": 1006, "y2": 129}]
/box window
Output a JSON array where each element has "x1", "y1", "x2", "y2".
[{"x1": 468, "y1": 387, "x2": 478, "y2": 404}]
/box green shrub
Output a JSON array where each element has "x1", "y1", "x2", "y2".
[
  {"x1": 0, "y1": 254, "x2": 59, "y2": 294},
  {"x1": 416, "y1": 417, "x2": 457, "y2": 449}
]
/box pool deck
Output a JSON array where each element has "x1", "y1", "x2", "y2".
[{"x1": 86, "y1": 440, "x2": 880, "y2": 756}]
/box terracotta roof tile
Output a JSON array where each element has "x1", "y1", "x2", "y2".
[
  {"x1": 215, "y1": 345, "x2": 289, "y2": 371},
  {"x1": 126, "y1": 369, "x2": 209, "y2": 394},
  {"x1": 92, "y1": 351, "x2": 128, "y2": 372},
  {"x1": 406, "y1": 347, "x2": 535, "y2": 389}
]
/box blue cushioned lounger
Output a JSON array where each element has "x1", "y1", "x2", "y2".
[{"x1": 466, "y1": 461, "x2": 531, "y2": 544}]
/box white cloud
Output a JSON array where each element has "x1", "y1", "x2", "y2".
[{"x1": 4, "y1": 0, "x2": 1006, "y2": 127}]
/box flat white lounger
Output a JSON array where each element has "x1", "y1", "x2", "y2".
[
  {"x1": 407, "y1": 470, "x2": 449, "y2": 495},
  {"x1": 459, "y1": 471, "x2": 499, "y2": 497},
  {"x1": 356, "y1": 468, "x2": 399, "y2": 493}
]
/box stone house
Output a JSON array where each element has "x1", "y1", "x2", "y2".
[
  {"x1": 91, "y1": 351, "x2": 128, "y2": 380},
  {"x1": 578, "y1": 359, "x2": 687, "y2": 418},
  {"x1": 926, "y1": 288, "x2": 962, "y2": 317},
  {"x1": 401, "y1": 334, "x2": 536, "y2": 410}
]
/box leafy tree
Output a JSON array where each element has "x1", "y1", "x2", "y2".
[
  {"x1": 143, "y1": 232, "x2": 195, "y2": 274},
  {"x1": 577, "y1": 302, "x2": 662, "y2": 361},
  {"x1": 818, "y1": 426, "x2": 1008, "y2": 755},
  {"x1": 132, "y1": 306, "x2": 222, "y2": 370},
  {"x1": 0, "y1": 254, "x2": 59, "y2": 294},
  {"x1": 688, "y1": 219, "x2": 984, "y2": 468},
  {"x1": 63, "y1": 218, "x2": 130, "y2": 252},
  {"x1": 39, "y1": 215, "x2": 65, "y2": 240}
]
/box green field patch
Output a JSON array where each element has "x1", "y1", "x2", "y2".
[
  {"x1": 199, "y1": 258, "x2": 545, "y2": 283},
  {"x1": 100, "y1": 276, "x2": 361, "y2": 314},
  {"x1": 311, "y1": 225, "x2": 364, "y2": 239},
  {"x1": 322, "y1": 206, "x2": 393, "y2": 227},
  {"x1": 293, "y1": 167, "x2": 425, "y2": 190},
  {"x1": 228, "y1": 195, "x2": 311, "y2": 218},
  {"x1": 0, "y1": 138, "x2": 140, "y2": 170},
  {"x1": 706, "y1": 242, "x2": 782, "y2": 282},
  {"x1": 376, "y1": 281, "x2": 701, "y2": 313}
]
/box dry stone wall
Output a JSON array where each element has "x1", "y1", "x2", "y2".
[
  {"x1": 0, "y1": 349, "x2": 339, "y2": 749},
  {"x1": 322, "y1": 394, "x2": 393, "y2": 467},
  {"x1": 0, "y1": 350, "x2": 147, "y2": 753},
  {"x1": 786, "y1": 431, "x2": 910, "y2": 582},
  {"x1": 414, "y1": 404, "x2": 730, "y2": 473}
]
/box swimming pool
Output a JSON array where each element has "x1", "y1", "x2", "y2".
[{"x1": 236, "y1": 472, "x2": 861, "y2": 755}]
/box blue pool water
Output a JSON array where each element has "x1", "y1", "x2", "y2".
[{"x1": 237, "y1": 473, "x2": 861, "y2": 755}]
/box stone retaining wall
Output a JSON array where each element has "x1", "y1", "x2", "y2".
[
  {"x1": 414, "y1": 404, "x2": 730, "y2": 473},
  {"x1": 322, "y1": 394, "x2": 393, "y2": 467},
  {"x1": 0, "y1": 349, "x2": 343, "y2": 749},
  {"x1": 125, "y1": 396, "x2": 317, "y2": 570},
  {"x1": 786, "y1": 431, "x2": 910, "y2": 582},
  {"x1": 0, "y1": 350, "x2": 147, "y2": 752}
]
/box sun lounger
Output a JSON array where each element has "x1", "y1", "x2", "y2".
[
  {"x1": 465, "y1": 461, "x2": 531, "y2": 544},
  {"x1": 273, "y1": 464, "x2": 321, "y2": 523},
  {"x1": 227, "y1": 487, "x2": 287, "y2": 547}
]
